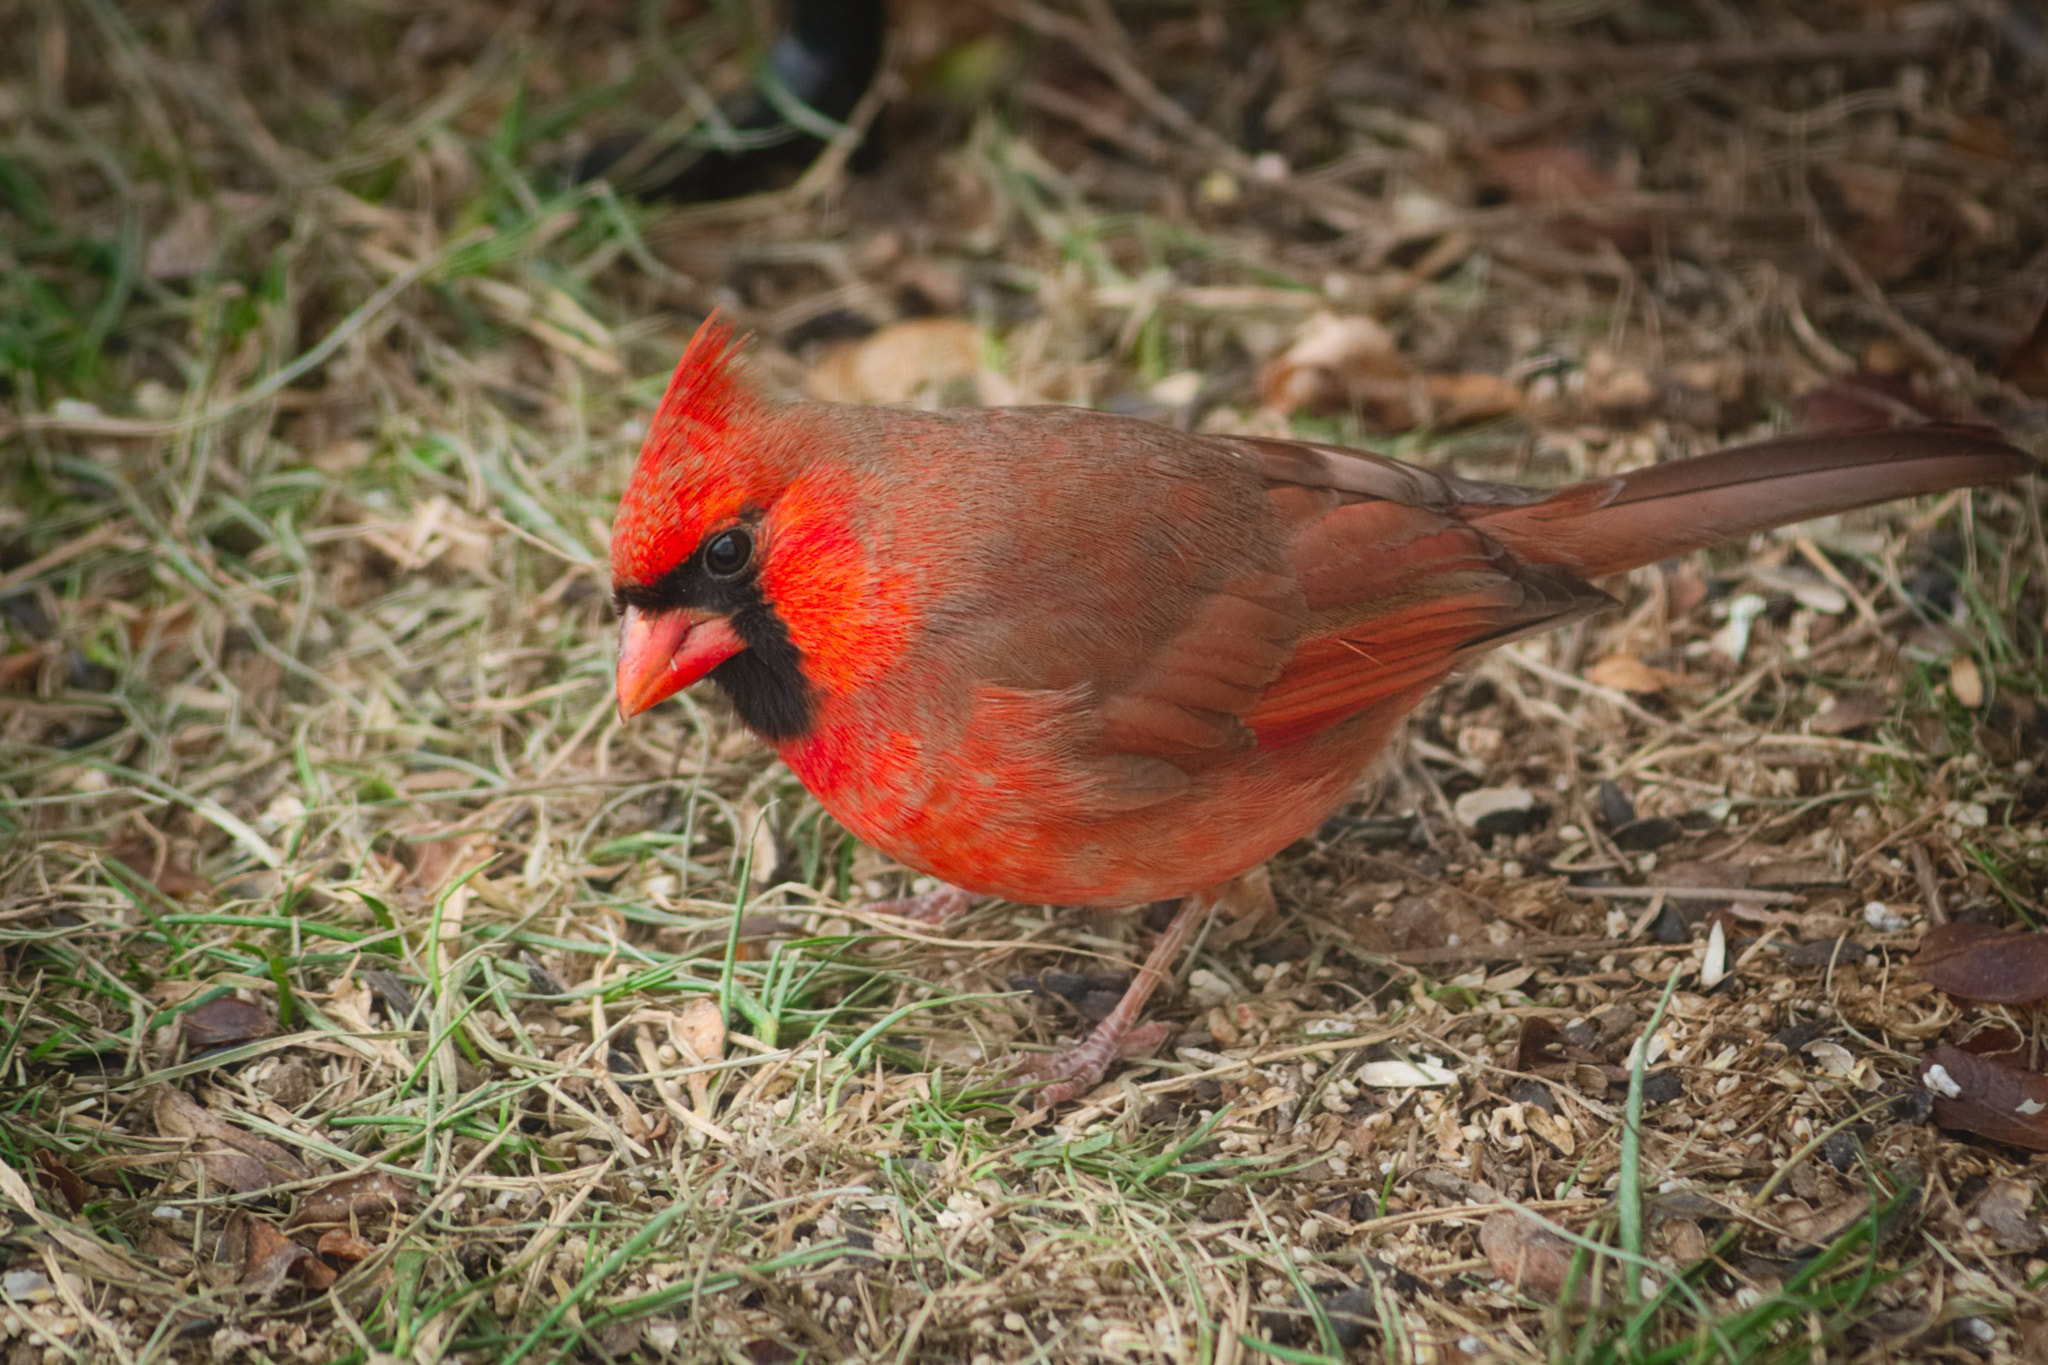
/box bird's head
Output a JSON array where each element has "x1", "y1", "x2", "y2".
[{"x1": 609, "y1": 316, "x2": 917, "y2": 741}]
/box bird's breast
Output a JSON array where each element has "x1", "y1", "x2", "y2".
[{"x1": 776, "y1": 690, "x2": 1409, "y2": 907}]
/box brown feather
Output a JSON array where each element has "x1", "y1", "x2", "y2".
[{"x1": 1466, "y1": 426, "x2": 2031, "y2": 579}]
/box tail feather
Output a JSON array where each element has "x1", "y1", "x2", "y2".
[{"x1": 1469, "y1": 426, "x2": 2033, "y2": 580}]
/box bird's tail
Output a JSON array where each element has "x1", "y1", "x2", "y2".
[{"x1": 1468, "y1": 426, "x2": 2033, "y2": 580}]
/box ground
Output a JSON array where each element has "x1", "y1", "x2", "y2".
[{"x1": 2, "y1": 1, "x2": 2047, "y2": 1362}]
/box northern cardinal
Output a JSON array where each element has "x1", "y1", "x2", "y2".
[{"x1": 611, "y1": 319, "x2": 2031, "y2": 1104}]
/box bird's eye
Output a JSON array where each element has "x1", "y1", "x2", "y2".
[{"x1": 703, "y1": 528, "x2": 753, "y2": 578}]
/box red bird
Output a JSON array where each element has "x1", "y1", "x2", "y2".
[{"x1": 611, "y1": 319, "x2": 2030, "y2": 1104}]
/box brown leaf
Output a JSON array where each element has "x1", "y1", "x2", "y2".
[
  {"x1": 807, "y1": 318, "x2": 984, "y2": 404},
  {"x1": 152, "y1": 1088, "x2": 310, "y2": 1194},
  {"x1": 315, "y1": 1228, "x2": 377, "y2": 1267},
  {"x1": 147, "y1": 202, "x2": 217, "y2": 280},
  {"x1": 1421, "y1": 372, "x2": 1523, "y2": 425},
  {"x1": 238, "y1": 1215, "x2": 320, "y2": 1294},
  {"x1": 1580, "y1": 350, "x2": 1657, "y2": 421},
  {"x1": 110, "y1": 838, "x2": 209, "y2": 898},
  {"x1": 0, "y1": 650, "x2": 46, "y2": 690},
  {"x1": 1921, "y1": 1045, "x2": 2048, "y2": 1151},
  {"x1": 1258, "y1": 315, "x2": 1519, "y2": 430},
  {"x1": 291, "y1": 1169, "x2": 414, "y2": 1227},
  {"x1": 1480, "y1": 1210, "x2": 1583, "y2": 1301},
  {"x1": 675, "y1": 997, "x2": 729, "y2": 1113},
  {"x1": 1914, "y1": 923, "x2": 2048, "y2": 1005},
  {"x1": 1204, "y1": 865, "x2": 1278, "y2": 947},
  {"x1": 1512, "y1": 1017, "x2": 1568, "y2": 1072},
  {"x1": 1481, "y1": 144, "x2": 1647, "y2": 252},
  {"x1": 182, "y1": 996, "x2": 273, "y2": 1050},
  {"x1": 1948, "y1": 655, "x2": 1985, "y2": 709},
  {"x1": 1586, "y1": 655, "x2": 1691, "y2": 696},
  {"x1": 1973, "y1": 1180, "x2": 2044, "y2": 1252},
  {"x1": 1665, "y1": 563, "x2": 1709, "y2": 618},
  {"x1": 2004, "y1": 292, "x2": 2048, "y2": 396},
  {"x1": 1775, "y1": 1193, "x2": 1870, "y2": 1247},
  {"x1": 1949, "y1": 114, "x2": 2022, "y2": 163},
  {"x1": 1821, "y1": 165, "x2": 1952, "y2": 282},
  {"x1": 1955, "y1": 1022, "x2": 2025, "y2": 1058},
  {"x1": 400, "y1": 824, "x2": 495, "y2": 890},
  {"x1": 1657, "y1": 1217, "x2": 1708, "y2": 1266},
  {"x1": 1797, "y1": 372, "x2": 1936, "y2": 434},
  {"x1": 32, "y1": 1149, "x2": 89, "y2": 1214},
  {"x1": 1810, "y1": 692, "x2": 1889, "y2": 736},
  {"x1": 1260, "y1": 313, "x2": 1415, "y2": 422}
]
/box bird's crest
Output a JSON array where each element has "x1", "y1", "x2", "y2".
[
  {"x1": 646, "y1": 311, "x2": 750, "y2": 457},
  {"x1": 611, "y1": 313, "x2": 786, "y2": 587}
]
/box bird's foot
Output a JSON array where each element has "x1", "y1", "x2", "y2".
[
  {"x1": 1013, "y1": 892, "x2": 1216, "y2": 1111},
  {"x1": 866, "y1": 885, "x2": 978, "y2": 927},
  {"x1": 1017, "y1": 1020, "x2": 1177, "y2": 1108}
]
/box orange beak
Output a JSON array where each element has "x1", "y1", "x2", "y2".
[{"x1": 615, "y1": 605, "x2": 747, "y2": 720}]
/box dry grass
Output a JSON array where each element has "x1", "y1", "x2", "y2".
[{"x1": 3, "y1": 1, "x2": 2046, "y2": 1361}]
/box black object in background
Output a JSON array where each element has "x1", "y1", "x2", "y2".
[{"x1": 572, "y1": 0, "x2": 886, "y2": 202}]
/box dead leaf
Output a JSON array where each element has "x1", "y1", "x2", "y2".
[
  {"x1": 675, "y1": 997, "x2": 728, "y2": 1112},
  {"x1": 1258, "y1": 312, "x2": 1516, "y2": 429},
  {"x1": 1481, "y1": 144, "x2": 1647, "y2": 252},
  {"x1": 1949, "y1": 114, "x2": 2022, "y2": 163},
  {"x1": 400, "y1": 824, "x2": 495, "y2": 891},
  {"x1": 181, "y1": 996, "x2": 273, "y2": 1050},
  {"x1": 1421, "y1": 371, "x2": 1523, "y2": 424},
  {"x1": 2003, "y1": 292, "x2": 2048, "y2": 396},
  {"x1": 153, "y1": 1088, "x2": 310, "y2": 1194},
  {"x1": 0, "y1": 651, "x2": 43, "y2": 690},
  {"x1": 1657, "y1": 1217, "x2": 1707, "y2": 1266},
  {"x1": 808, "y1": 318, "x2": 983, "y2": 404},
  {"x1": 1204, "y1": 865, "x2": 1278, "y2": 947},
  {"x1": 1973, "y1": 1180, "x2": 2043, "y2": 1251},
  {"x1": 1955, "y1": 1022, "x2": 2025, "y2": 1058},
  {"x1": 1357, "y1": 1058, "x2": 1458, "y2": 1088},
  {"x1": 1921, "y1": 1045, "x2": 2048, "y2": 1151},
  {"x1": 1586, "y1": 655, "x2": 1692, "y2": 695},
  {"x1": 236, "y1": 1214, "x2": 333, "y2": 1293},
  {"x1": 315, "y1": 1228, "x2": 377, "y2": 1267},
  {"x1": 1666, "y1": 563, "x2": 1709, "y2": 618},
  {"x1": 291, "y1": 1170, "x2": 414, "y2": 1227},
  {"x1": 1948, "y1": 655, "x2": 1984, "y2": 709},
  {"x1": 1512, "y1": 1017, "x2": 1568, "y2": 1072},
  {"x1": 1524, "y1": 1104, "x2": 1575, "y2": 1157},
  {"x1": 1914, "y1": 923, "x2": 2048, "y2": 1004},
  {"x1": 1260, "y1": 313, "x2": 1414, "y2": 422},
  {"x1": 1470, "y1": 74, "x2": 1528, "y2": 114},
  {"x1": 1797, "y1": 372, "x2": 1936, "y2": 433},
  {"x1": 110, "y1": 838, "x2": 209, "y2": 897},
  {"x1": 1821, "y1": 164, "x2": 1952, "y2": 282},
  {"x1": 1775, "y1": 1193, "x2": 1870, "y2": 1247},
  {"x1": 32, "y1": 1149, "x2": 88, "y2": 1214},
  {"x1": 1581, "y1": 350, "x2": 1657, "y2": 420},
  {"x1": 147, "y1": 202, "x2": 217, "y2": 279},
  {"x1": 1480, "y1": 1210, "x2": 1583, "y2": 1301},
  {"x1": 1810, "y1": 692, "x2": 1889, "y2": 736}
]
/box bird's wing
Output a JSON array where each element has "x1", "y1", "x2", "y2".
[
  {"x1": 1049, "y1": 433, "x2": 1576, "y2": 804},
  {"x1": 1090, "y1": 566, "x2": 1303, "y2": 760},
  {"x1": 1223, "y1": 436, "x2": 1610, "y2": 750}
]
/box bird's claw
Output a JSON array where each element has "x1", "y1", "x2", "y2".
[
  {"x1": 1016, "y1": 1019, "x2": 1177, "y2": 1109},
  {"x1": 866, "y1": 885, "x2": 977, "y2": 927}
]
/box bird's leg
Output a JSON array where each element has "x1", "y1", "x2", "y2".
[
  {"x1": 1018, "y1": 892, "x2": 1213, "y2": 1108},
  {"x1": 865, "y1": 884, "x2": 978, "y2": 927}
]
